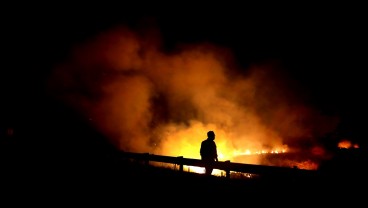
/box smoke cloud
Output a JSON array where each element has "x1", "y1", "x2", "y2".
[{"x1": 47, "y1": 26, "x2": 339, "y2": 165}]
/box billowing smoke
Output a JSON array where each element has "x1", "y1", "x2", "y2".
[{"x1": 47, "y1": 26, "x2": 339, "y2": 165}]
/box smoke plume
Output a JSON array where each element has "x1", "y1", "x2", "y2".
[{"x1": 47, "y1": 26, "x2": 339, "y2": 165}]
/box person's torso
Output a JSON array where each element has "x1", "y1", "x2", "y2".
[{"x1": 201, "y1": 140, "x2": 216, "y2": 157}]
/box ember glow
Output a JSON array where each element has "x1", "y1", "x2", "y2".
[
  {"x1": 48, "y1": 26, "x2": 340, "y2": 171},
  {"x1": 338, "y1": 139, "x2": 359, "y2": 149}
]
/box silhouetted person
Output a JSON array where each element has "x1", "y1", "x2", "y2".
[{"x1": 200, "y1": 130, "x2": 218, "y2": 175}]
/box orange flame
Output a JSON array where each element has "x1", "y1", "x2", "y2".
[
  {"x1": 152, "y1": 125, "x2": 289, "y2": 175},
  {"x1": 337, "y1": 139, "x2": 359, "y2": 149},
  {"x1": 338, "y1": 140, "x2": 352, "y2": 149}
]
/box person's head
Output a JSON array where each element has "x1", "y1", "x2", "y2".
[{"x1": 207, "y1": 131, "x2": 215, "y2": 140}]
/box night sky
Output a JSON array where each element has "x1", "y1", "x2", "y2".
[{"x1": 2, "y1": 4, "x2": 367, "y2": 151}]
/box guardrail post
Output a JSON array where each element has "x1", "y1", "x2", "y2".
[
  {"x1": 225, "y1": 160, "x2": 231, "y2": 179},
  {"x1": 144, "y1": 153, "x2": 150, "y2": 166},
  {"x1": 177, "y1": 156, "x2": 183, "y2": 172}
]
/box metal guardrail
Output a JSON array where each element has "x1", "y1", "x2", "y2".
[{"x1": 119, "y1": 151, "x2": 317, "y2": 179}]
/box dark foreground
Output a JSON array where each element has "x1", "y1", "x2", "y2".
[{"x1": 2, "y1": 149, "x2": 367, "y2": 206}]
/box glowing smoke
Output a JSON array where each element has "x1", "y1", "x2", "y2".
[{"x1": 47, "y1": 26, "x2": 339, "y2": 165}]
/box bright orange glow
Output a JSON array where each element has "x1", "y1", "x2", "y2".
[
  {"x1": 154, "y1": 122, "x2": 289, "y2": 167},
  {"x1": 48, "y1": 26, "x2": 339, "y2": 176},
  {"x1": 338, "y1": 139, "x2": 352, "y2": 149},
  {"x1": 150, "y1": 125, "x2": 290, "y2": 175},
  {"x1": 287, "y1": 160, "x2": 319, "y2": 170},
  {"x1": 337, "y1": 139, "x2": 359, "y2": 149}
]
